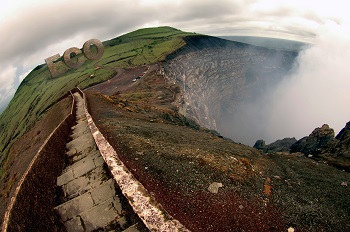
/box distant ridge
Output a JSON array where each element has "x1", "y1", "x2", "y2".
[
  {"x1": 219, "y1": 35, "x2": 308, "y2": 51},
  {"x1": 0, "y1": 26, "x2": 195, "y2": 166}
]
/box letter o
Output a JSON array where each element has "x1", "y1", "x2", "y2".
[
  {"x1": 63, "y1": 47, "x2": 84, "y2": 69},
  {"x1": 83, "y1": 39, "x2": 104, "y2": 60}
]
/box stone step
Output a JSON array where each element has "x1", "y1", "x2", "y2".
[
  {"x1": 58, "y1": 152, "x2": 104, "y2": 186},
  {"x1": 55, "y1": 92, "x2": 148, "y2": 231},
  {"x1": 55, "y1": 179, "x2": 124, "y2": 232},
  {"x1": 71, "y1": 148, "x2": 100, "y2": 163},
  {"x1": 122, "y1": 223, "x2": 142, "y2": 232},
  {"x1": 55, "y1": 188, "x2": 95, "y2": 222},
  {"x1": 79, "y1": 196, "x2": 126, "y2": 231},
  {"x1": 71, "y1": 125, "x2": 90, "y2": 139},
  {"x1": 72, "y1": 120, "x2": 88, "y2": 130},
  {"x1": 72, "y1": 117, "x2": 88, "y2": 128},
  {"x1": 66, "y1": 133, "x2": 95, "y2": 151},
  {"x1": 61, "y1": 166, "x2": 109, "y2": 199},
  {"x1": 55, "y1": 179, "x2": 117, "y2": 219},
  {"x1": 65, "y1": 142, "x2": 97, "y2": 158},
  {"x1": 76, "y1": 112, "x2": 85, "y2": 118},
  {"x1": 64, "y1": 150, "x2": 103, "y2": 170},
  {"x1": 71, "y1": 130, "x2": 89, "y2": 140}
]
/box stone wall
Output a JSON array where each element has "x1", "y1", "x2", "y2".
[{"x1": 2, "y1": 92, "x2": 76, "y2": 231}]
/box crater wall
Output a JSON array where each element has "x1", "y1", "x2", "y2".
[{"x1": 165, "y1": 36, "x2": 298, "y2": 143}]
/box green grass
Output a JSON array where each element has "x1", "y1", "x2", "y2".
[
  {"x1": 101, "y1": 27, "x2": 193, "y2": 67},
  {"x1": 0, "y1": 26, "x2": 197, "y2": 175}
]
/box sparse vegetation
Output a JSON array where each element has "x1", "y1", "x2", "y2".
[
  {"x1": 0, "y1": 27, "x2": 197, "y2": 178},
  {"x1": 84, "y1": 72, "x2": 286, "y2": 231},
  {"x1": 1, "y1": 26, "x2": 349, "y2": 231},
  {"x1": 86, "y1": 67, "x2": 350, "y2": 232}
]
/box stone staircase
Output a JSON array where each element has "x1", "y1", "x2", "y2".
[{"x1": 54, "y1": 93, "x2": 148, "y2": 232}]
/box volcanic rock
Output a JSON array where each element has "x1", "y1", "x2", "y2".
[
  {"x1": 334, "y1": 121, "x2": 350, "y2": 158},
  {"x1": 253, "y1": 139, "x2": 266, "y2": 150},
  {"x1": 290, "y1": 124, "x2": 338, "y2": 156},
  {"x1": 207, "y1": 182, "x2": 223, "y2": 194},
  {"x1": 287, "y1": 122, "x2": 350, "y2": 171},
  {"x1": 254, "y1": 137, "x2": 297, "y2": 153}
]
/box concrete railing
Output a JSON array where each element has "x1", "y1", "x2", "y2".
[
  {"x1": 1, "y1": 91, "x2": 77, "y2": 231},
  {"x1": 77, "y1": 88, "x2": 190, "y2": 231}
]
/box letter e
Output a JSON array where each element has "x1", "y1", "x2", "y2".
[{"x1": 45, "y1": 54, "x2": 65, "y2": 78}]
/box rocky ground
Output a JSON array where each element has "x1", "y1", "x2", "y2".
[
  {"x1": 255, "y1": 123, "x2": 350, "y2": 172},
  {"x1": 54, "y1": 93, "x2": 148, "y2": 231},
  {"x1": 2, "y1": 35, "x2": 349, "y2": 231},
  {"x1": 84, "y1": 66, "x2": 350, "y2": 231}
]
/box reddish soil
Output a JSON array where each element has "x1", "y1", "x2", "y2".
[
  {"x1": 85, "y1": 68, "x2": 286, "y2": 231},
  {"x1": 0, "y1": 96, "x2": 72, "y2": 223},
  {"x1": 1, "y1": 64, "x2": 349, "y2": 231},
  {"x1": 85, "y1": 65, "x2": 350, "y2": 231}
]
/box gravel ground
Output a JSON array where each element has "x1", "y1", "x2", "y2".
[{"x1": 85, "y1": 67, "x2": 350, "y2": 231}]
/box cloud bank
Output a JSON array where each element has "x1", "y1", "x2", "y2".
[
  {"x1": 225, "y1": 21, "x2": 350, "y2": 145},
  {"x1": 0, "y1": 0, "x2": 339, "y2": 113},
  {"x1": 264, "y1": 22, "x2": 350, "y2": 142},
  {"x1": 1, "y1": 0, "x2": 349, "y2": 145}
]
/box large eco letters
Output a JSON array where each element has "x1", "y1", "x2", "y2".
[{"x1": 45, "y1": 39, "x2": 104, "y2": 78}]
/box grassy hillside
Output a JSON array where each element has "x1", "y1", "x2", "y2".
[{"x1": 0, "y1": 26, "x2": 196, "y2": 175}]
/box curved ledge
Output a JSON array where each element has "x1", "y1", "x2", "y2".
[
  {"x1": 2, "y1": 91, "x2": 77, "y2": 231},
  {"x1": 78, "y1": 88, "x2": 190, "y2": 232}
]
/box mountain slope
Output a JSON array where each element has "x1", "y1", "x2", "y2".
[
  {"x1": 84, "y1": 63, "x2": 350, "y2": 231},
  {"x1": 1, "y1": 26, "x2": 349, "y2": 231},
  {"x1": 0, "y1": 26, "x2": 195, "y2": 172},
  {"x1": 165, "y1": 35, "x2": 298, "y2": 144}
]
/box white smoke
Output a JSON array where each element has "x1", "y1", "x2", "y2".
[
  {"x1": 222, "y1": 21, "x2": 350, "y2": 145},
  {"x1": 263, "y1": 21, "x2": 350, "y2": 143}
]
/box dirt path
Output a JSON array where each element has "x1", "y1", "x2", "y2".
[
  {"x1": 54, "y1": 93, "x2": 148, "y2": 232},
  {"x1": 85, "y1": 65, "x2": 158, "y2": 95}
]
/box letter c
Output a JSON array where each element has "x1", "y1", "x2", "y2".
[{"x1": 63, "y1": 47, "x2": 84, "y2": 69}]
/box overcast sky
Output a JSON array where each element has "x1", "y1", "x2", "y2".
[{"x1": 0, "y1": 0, "x2": 349, "y2": 140}]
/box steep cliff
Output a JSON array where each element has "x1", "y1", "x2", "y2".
[
  {"x1": 165, "y1": 35, "x2": 297, "y2": 143},
  {"x1": 2, "y1": 27, "x2": 349, "y2": 231},
  {"x1": 85, "y1": 66, "x2": 350, "y2": 231}
]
